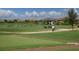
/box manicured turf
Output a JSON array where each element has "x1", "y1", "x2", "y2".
[
  {"x1": 0, "y1": 34, "x2": 64, "y2": 50},
  {"x1": 0, "y1": 31, "x2": 79, "y2": 50},
  {"x1": 0, "y1": 23, "x2": 72, "y2": 32},
  {"x1": 0, "y1": 23, "x2": 44, "y2": 32},
  {"x1": 29, "y1": 31, "x2": 79, "y2": 42},
  {"x1": 55, "y1": 25, "x2": 72, "y2": 29}
]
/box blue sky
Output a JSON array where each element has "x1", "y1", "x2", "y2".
[
  {"x1": 0, "y1": 8, "x2": 79, "y2": 20},
  {"x1": 1, "y1": 8, "x2": 66, "y2": 14}
]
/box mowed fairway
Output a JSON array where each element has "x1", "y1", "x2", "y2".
[
  {"x1": 0, "y1": 23, "x2": 45, "y2": 32},
  {"x1": 0, "y1": 33, "x2": 64, "y2": 51},
  {"x1": 0, "y1": 23, "x2": 72, "y2": 32},
  {"x1": 0, "y1": 31, "x2": 79, "y2": 51}
]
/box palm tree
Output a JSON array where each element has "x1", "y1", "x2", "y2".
[{"x1": 68, "y1": 8, "x2": 78, "y2": 30}]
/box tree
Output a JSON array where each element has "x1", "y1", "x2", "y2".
[
  {"x1": 68, "y1": 8, "x2": 78, "y2": 30},
  {"x1": 14, "y1": 19, "x2": 18, "y2": 23},
  {"x1": 63, "y1": 17, "x2": 69, "y2": 25},
  {"x1": 4, "y1": 19, "x2": 8, "y2": 23}
]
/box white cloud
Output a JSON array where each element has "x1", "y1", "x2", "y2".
[
  {"x1": 31, "y1": 11, "x2": 39, "y2": 16},
  {"x1": 25, "y1": 11, "x2": 39, "y2": 17},
  {"x1": 18, "y1": 14, "x2": 27, "y2": 20},
  {"x1": 0, "y1": 9, "x2": 17, "y2": 17},
  {"x1": 7, "y1": 10, "x2": 18, "y2": 16},
  {"x1": 47, "y1": 11, "x2": 66, "y2": 19},
  {"x1": 63, "y1": 8, "x2": 69, "y2": 12},
  {"x1": 64, "y1": 8, "x2": 79, "y2": 15},
  {"x1": 25, "y1": 10, "x2": 66, "y2": 19},
  {"x1": 74, "y1": 8, "x2": 79, "y2": 15},
  {"x1": 0, "y1": 9, "x2": 18, "y2": 19},
  {"x1": 39, "y1": 11, "x2": 46, "y2": 16},
  {"x1": 48, "y1": 11, "x2": 62, "y2": 16},
  {"x1": 0, "y1": 9, "x2": 67, "y2": 20},
  {"x1": 25, "y1": 11, "x2": 31, "y2": 17}
]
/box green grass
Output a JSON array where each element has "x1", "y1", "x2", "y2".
[
  {"x1": 0, "y1": 34, "x2": 64, "y2": 50},
  {"x1": 26, "y1": 31, "x2": 79, "y2": 42},
  {"x1": 55, "y1": 25, "x2": 71, "y2": 29},
  {"x1": 0, "y1": 23, "x2": 73, "y2": 32},
  {"x1": 0, "y1": 31, "x2": 79, "y2": 50},
  {"x1": 0, "y1": 23, "x2": 44, "y2": 32},
  {"x1": 0, "y1": 23, "x2": 79, "y2": 50}
]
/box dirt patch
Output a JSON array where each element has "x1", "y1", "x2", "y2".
[
  {"x1": 16, "y1": 45, "x2": 79, "y2": 51},
  {"x1": 66, "y1": 42, "x2": 79, "y2": 45}
]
